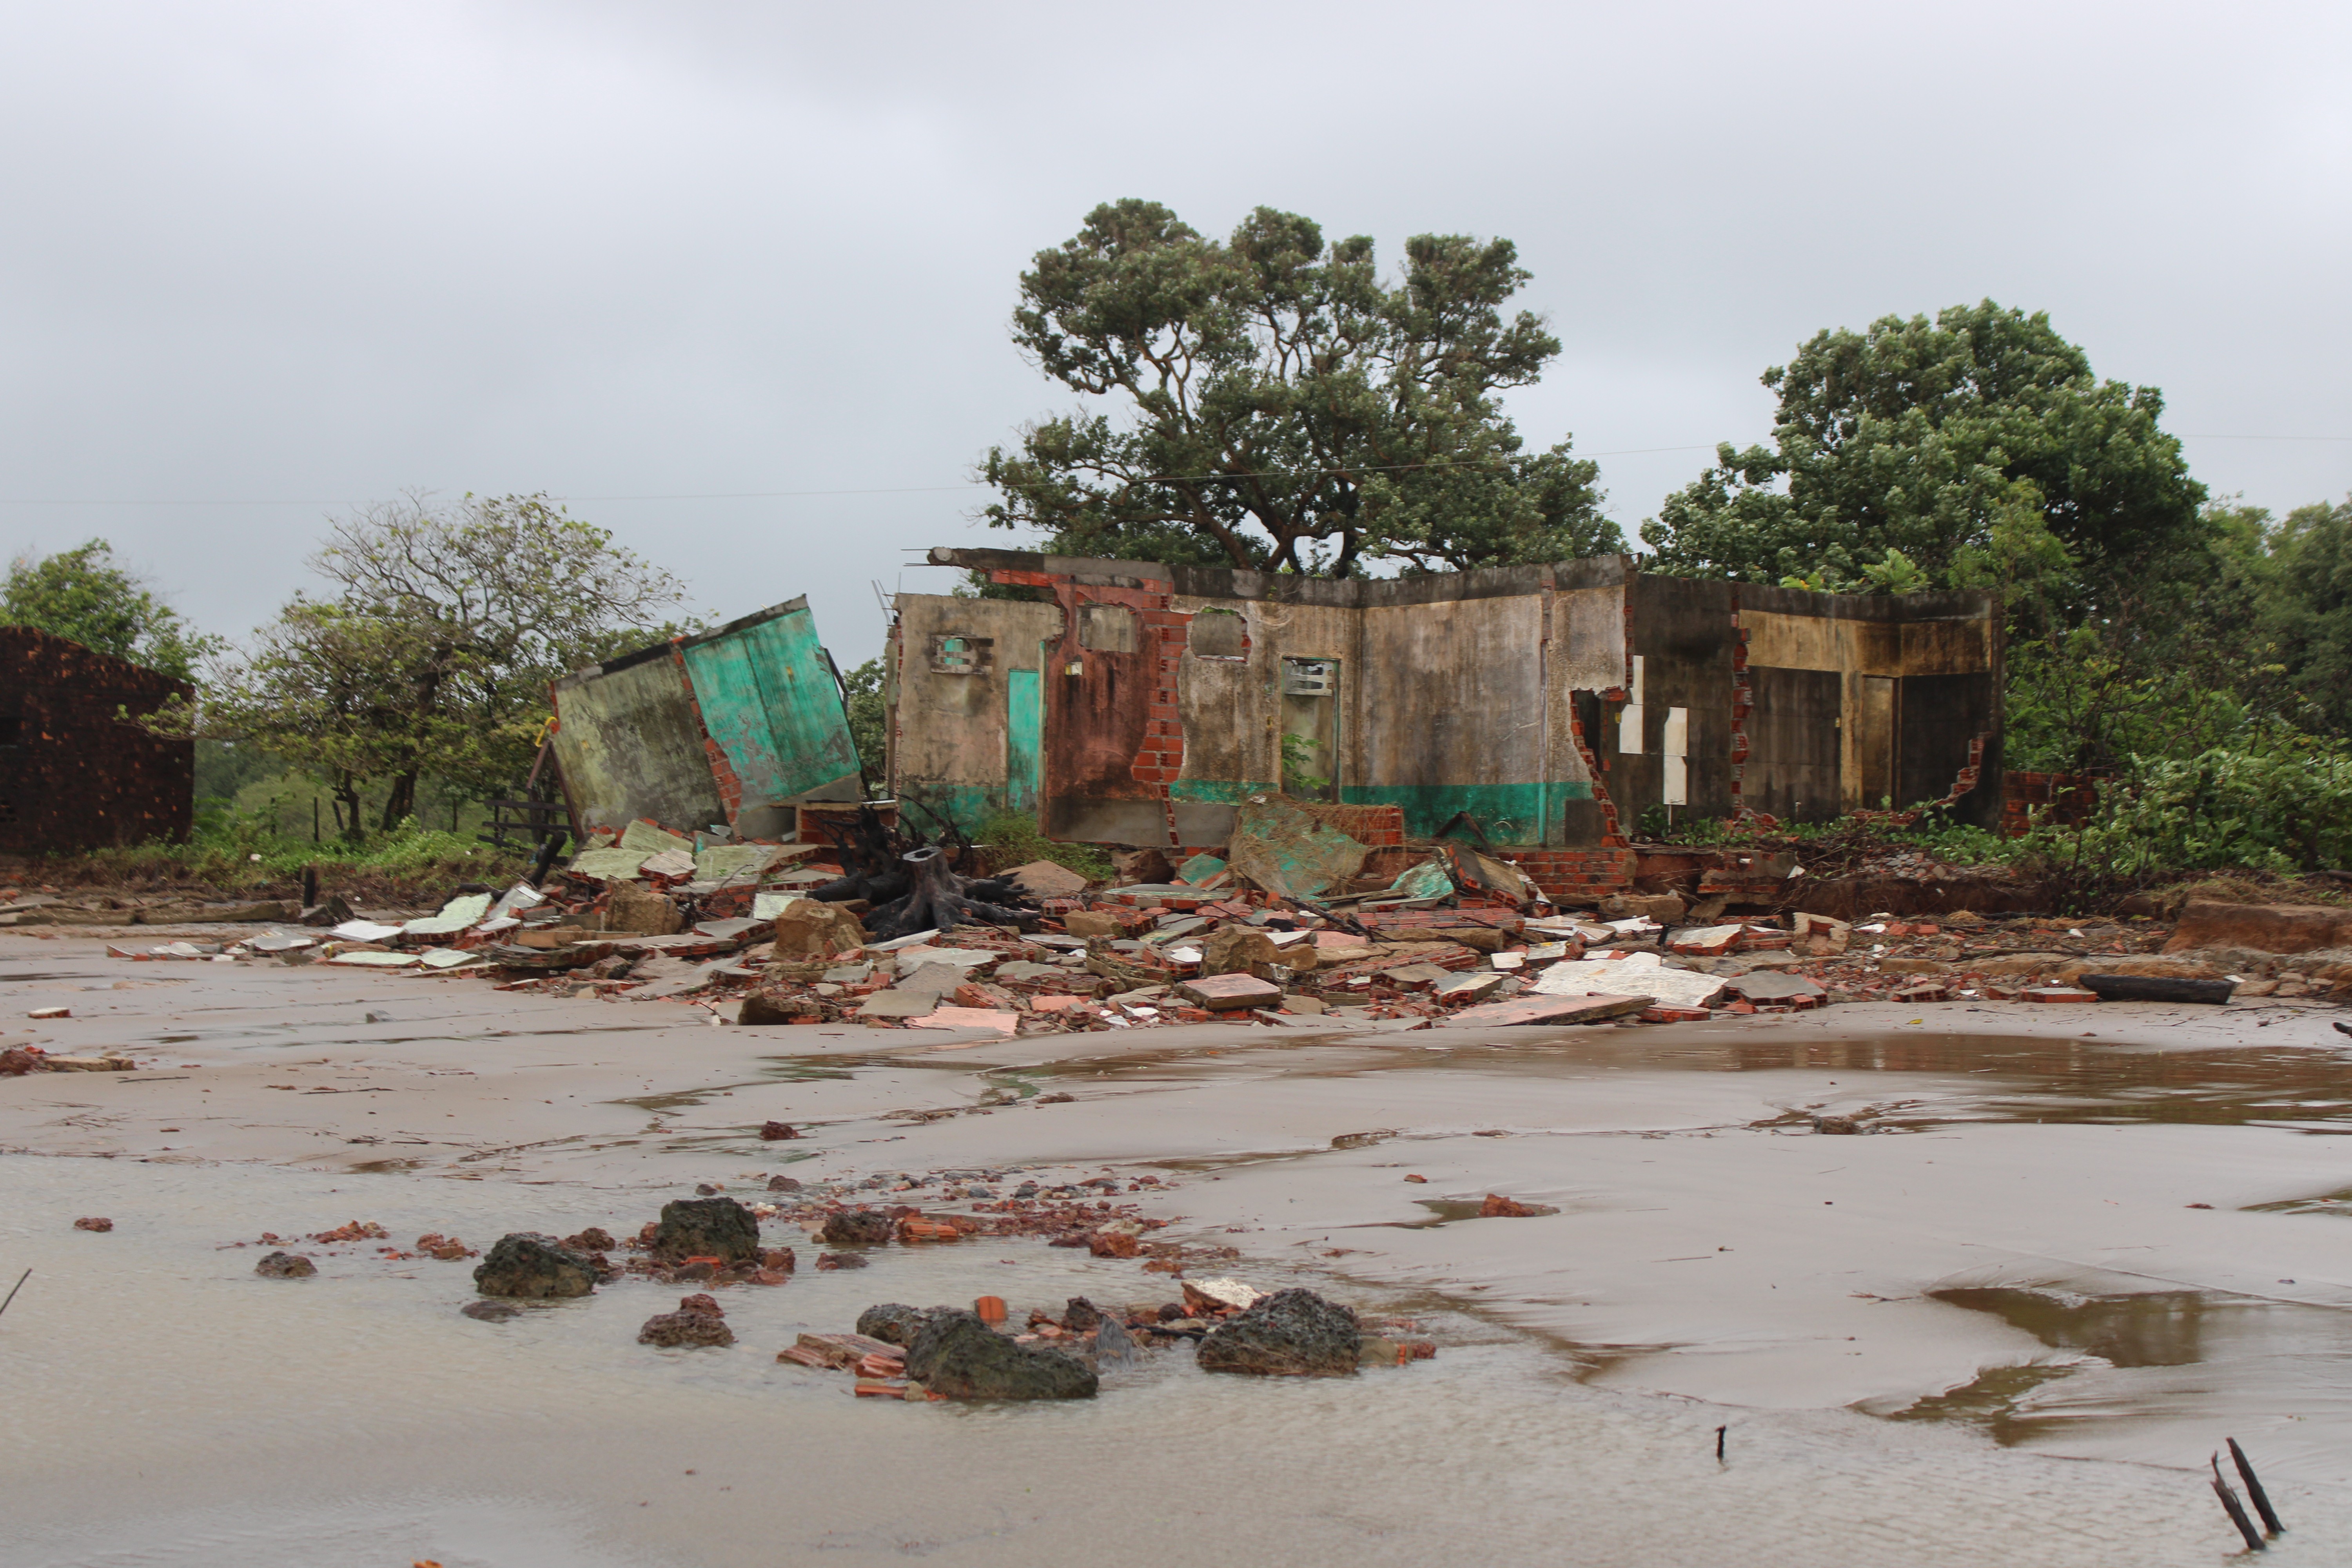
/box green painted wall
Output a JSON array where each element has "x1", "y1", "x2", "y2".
[
  {"x1": 1005, "y1": 669, "x2": 1042, "y2": 815},
  {"x1": 677, "y1": 601, "x2": 860, "y2": 808}
]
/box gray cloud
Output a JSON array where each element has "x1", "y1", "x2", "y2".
[{"x1": 3, "y1": 0, "x2": 2346, "y2": 662}]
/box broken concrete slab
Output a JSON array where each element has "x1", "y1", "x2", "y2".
[
  {"x1": 1176, "y1": 973, "x2": 1283, "y2": 1011},
  {"x1": 1000, "y1": 860, "x2": 1089, "y2": 899},
  {"x1": 857, "y1": 991, "x2": 944, "y2": 1020},
  {"x1": 1447, "y1": 993, "x2": 1653, "y2": 1026},
  {"x1": 906, "y1": 1006, "x2": 1020, "y2": 1035},
  {"x1": 1531, "y1": 953, "x2": 1728, "y2": 1011},
  {"x1": 608, "y1": 883, "x2": 685, "y2": 935},
  {"x1": 1225, "y1": 799, "x2": 1369, "y2": 900},
  {"x1": 1724, "y1": 971, "x2": 1827, "y2": 1003},
  {"x1": 1379, "y1": 963, "x2": 1454, "y2": 991},
  {"x1": 1434, "y1": 972, "x2": 1503, "y2": 1002}
]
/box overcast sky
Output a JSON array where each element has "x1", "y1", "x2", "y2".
[{"x1": 3, "y1": 1, "x2": 2347, "y2": 662}]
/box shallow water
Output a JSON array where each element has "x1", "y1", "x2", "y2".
[
  {"x1": 5, "y1": 1153, "x2": 2338, "y2": 1568},
  {"x1": 11, "y1": 943, "x2": 2352, "y2": 1561}
]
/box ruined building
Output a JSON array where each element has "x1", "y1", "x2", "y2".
[
  {"x1": 0, "y1": 625, "x2": 194, "y2": 855},
  {"x1": 887, "y1": 549, "x2": 2002, "y2": 897},
  {"x1": 548, "y1": 597, "x2": 863, "y2": 840}
]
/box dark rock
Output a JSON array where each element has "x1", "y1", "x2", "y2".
[
  {"x1": 72, "y1": 1216, "x2": 112, "y2": 1232},
  {"x1": 1093, "y1": 1314, "x2": 1140, "y2": 1370},
  {"x1": 904, "y1": 1310, "x2": 1098, "y2": 1400},
  {"x1": 694, "y1": 1183, "x2": 720, "y2": 1196},
  {"x1": 819, "y1": 1209, "x2": 895, "y2": 1246},
  {"x1": 676, "y1": 1292, "x2": 724, "y2": 1317},
  {"x1": 1062, "y1": 1296, "x2": 1104, "y2": 1333},
  {"x1": 561, "y1": 1227, "x2": 616, "y2": 1253},
  {"x1": 767, "y1": 1174, "x2": 802, "y2": 1192},
  {"x1": 1197, "y1": 1288, "x2": 1360, "y2": 1378},
  {"x1": 760, "y1": 1121, "x2": 800, "y2": 1141},
  {"x1": 762, "y1": 1247, "x2": 797, "y2": 1273},
  {"x1": 1812, "y1": 1115, "x2": 1862, "y2": 1135},
  {"x1": 655, "y1": 1197, "x2": 760, "y2": 1262},
  {"x1": 857, "y1": 1303, "x2": 938, "y2": 1346},
  {"x1": 254, "y1": 1250, "x2": 315, "y2": 1278},
  {"x1": 1158, "y1": 1302, "x2": 1186, "y2": 1322},
  {"x1": 814, "y1": 1252, "x2": 868, "y2": 1270},
  {"x1": 472, "y1": 1232, "x2": 597, "y2": 1298},
  {"x1": 461, "y1": 1299, "x2": 520, "y2": 1322},
  {"x1": 639, "y1": 1311, "x2": 735, "y2": 1347}
]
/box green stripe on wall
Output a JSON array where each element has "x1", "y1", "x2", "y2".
[
  {"x1": 1338, "y1": 782, "x2": 1590, "y2": 843},
  {"x1": 1171, "y1": 777, "x2": 1592, "y2": 843}
]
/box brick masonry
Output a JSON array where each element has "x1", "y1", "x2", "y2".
[
  {"x1": 1509, "y1": 848, "x2": 1637, "y2": 901},
  {"x1": 1998, "y1": 768, "x2": 2098, "y2": 837}
]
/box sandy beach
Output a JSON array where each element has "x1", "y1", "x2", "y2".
[{"x1": 6, "y1": 928, "x2": 2350, "y2": 1565}]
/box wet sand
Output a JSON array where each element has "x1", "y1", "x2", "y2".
[{"x1": 5, "y1": 931, "x2": 2351, "y2": 1564}]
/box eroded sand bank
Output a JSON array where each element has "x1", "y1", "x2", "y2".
[{"x1": 5, "y1": 932, "x2": 2350, "y2": 1565}]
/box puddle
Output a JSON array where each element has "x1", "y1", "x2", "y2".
[{"x1": 2247, "y1": 1187, "x2": 2352, "y2": 1217}]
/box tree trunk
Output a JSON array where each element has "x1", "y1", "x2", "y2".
[{"x1": 379, "y1": 771, "x2": 418, "y2": 833}]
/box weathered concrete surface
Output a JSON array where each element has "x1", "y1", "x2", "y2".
[
  {"x1": 908, "y1": 550, "x2": 2001, "y2": 849},
  {"x1": 675, "y1": 597, "x2": 862, "y2": 822},
  {"x1": 891, "y1": 593, "x2": 1063, "y2": 829},
  {"x1": 550, "y1": 642, "x2": 728, "y2": 835}
]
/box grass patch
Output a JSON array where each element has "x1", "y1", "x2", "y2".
[
  {"x1": 974, "y1": 809, "x2": 1113, "y2": 882},
  {"x1": 31, "y1": 807, "x2": 534, "y2": 902}
]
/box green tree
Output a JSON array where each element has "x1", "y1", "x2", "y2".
[
  {"x1": 1641, "y1": 301, "x2": 2209, "y2": 610},
  {"x1": 168, "y1": 493, "x2": 692, "y2": 837},
  {"x1": 840, "y1": 657, "x2": 888, "y2": 794},
  {"x1": 2247, "y1": 497, "x2": 2352, "y2": 735},
  {"x1": 1, "y1": 539, "x2": 220, "y2": 679},
  {"x1": 981, "y1": 200, "x2": 1622, "y2": 577}
]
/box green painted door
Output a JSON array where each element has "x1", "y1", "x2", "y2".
[{"x1": 1005, "y1": 668, "x2": 1042, "y2": 815}]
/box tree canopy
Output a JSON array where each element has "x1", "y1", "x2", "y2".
[
  {"x1": 1639, "y1": 301, "x2": 2209, "y2": 610},
  {"x1": 1, "y1": 539, "x2": 219, "y2": 679},
  {"x1": 980, "y1": 200, "x2": 1621, "y2": 577},
  {"x1": 172, "y1": 493, "x2": 692, "y2": 836}
]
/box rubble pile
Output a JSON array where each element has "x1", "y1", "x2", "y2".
[{"x1": 14, "y1": 809, "x2": 2350, "y2": 1022}]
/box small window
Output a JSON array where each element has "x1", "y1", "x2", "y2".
[
  {"x1": 928, "y1": 634, "x2": 993, "y2": 674},
  {"x1": 1077, "y1": 604, "x2": 1136, "y2": 653},
  {"x1": 1187, "y1": 610, "x2": 1247, "y2": 659}
]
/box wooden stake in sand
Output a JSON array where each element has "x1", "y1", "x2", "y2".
[
  {"x1": 2209, "y1": 1454, "x2": 2266, "y2": 1552},
  {"x1": 2227, "y1": 1438, "x2": 2284, "y2": 1537}
]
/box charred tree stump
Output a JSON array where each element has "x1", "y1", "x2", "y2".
[{"x1": 867, "y1": 846, "x2": 1039, "y2": 940}]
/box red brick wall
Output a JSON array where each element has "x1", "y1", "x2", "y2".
[
  {"x1": 1509, "y1": 847, "x2": 1637, "y2": 901},
  {"x1": 1999, "y1": 770, "x2": 2099, "y2": 837}
]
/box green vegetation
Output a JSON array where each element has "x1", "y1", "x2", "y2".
[
  {"x1": 78, "y1": 803, "x2": 530, "y2": 889},
  {"x1": 974, "y1": 809, "x2": 1113, "y2": 881},
  {"x1": 981, "y1": 200, "x2": 1621, "y2": 577},
  {"x1": 2, "y1": 539, "x2": 221, "y2": 680},
  {"x1": 150, "y1": 492, "x2": 693, "y2": 839},
  {"x1": 840, "y1": 657, "x2": 889, "y2": 793}
]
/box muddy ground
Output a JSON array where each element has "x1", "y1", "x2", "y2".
[{"x1": 5, "y1": 929, "x2": 2351, "y2": 1566}]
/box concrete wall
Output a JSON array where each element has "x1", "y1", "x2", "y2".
[
  {"x1": 888, "y1": 593, "x2": 1063, "y2": 832},
  {"x1": 905, "y1": 549, "x2": 2002, "y2": 847},
  {"x1": 676, "y1": 598, "x2": 861, "y2": 836},
  {"x1": 550, "y1": 643, "x2": 728, "y2": 836},
  {"x1": 0, "y1": 627, "x2": 192, "y2": 855}
]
